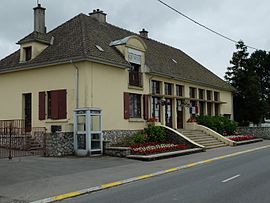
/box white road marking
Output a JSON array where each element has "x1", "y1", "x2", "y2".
[{"x1": 222, "y1": 174, "x2": 240, "y2": 183}]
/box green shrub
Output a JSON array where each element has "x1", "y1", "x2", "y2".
[
  {"x1": 144, "y1": 125, "x2": 166, "y2": 142},
  {"x1": 132, "y1": 133, "x2": 145, "y2": 144},
  {"x1": 196, "y1": 115, "x2": 237, "y2": 135}
]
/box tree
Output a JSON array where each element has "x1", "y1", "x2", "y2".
[
  {"x1": 249, "y1": 50, "x2": 270, "y2": 120},
  {"x1": 225, "y1": 41, "x2": 264, "y2": 125}
]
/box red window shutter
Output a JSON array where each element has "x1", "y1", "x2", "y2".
[
  {"x1": 39, "y1": 92, "x2": 46, "y2": 120},
  {"x1": 143, "y1": 95, "x2": 149, "y2": 120},
  {"x1": 50, "y1": 90, "x2": 59, "y2": 120},
  {"x1": 124, "y1": 92, "x2": 129, "y2": 119},
  {"x1": 58, "y1": 90, "x2": 67, "y2": 119}
]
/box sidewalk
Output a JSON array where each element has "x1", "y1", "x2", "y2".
[{"x1": 1, "y1": 140, "x2": 270, "y2": 203}]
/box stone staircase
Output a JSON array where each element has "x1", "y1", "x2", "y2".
[
  {"x1": 27, "y1": 137, "x2": 43, "y2": 151},
  {"x1": 178, "y1": 129, "x2": 227, "y2": 149}
]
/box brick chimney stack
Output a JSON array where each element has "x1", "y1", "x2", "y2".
[
  {"x1": 89, "y1": 9, "x2": 107, "y2": 23},
  {"x1": 33, "y1": 4, "x2": 46, "y2": 33},
  {"x1": 139, "y1": 29, "x2": 148, "y2": 38}
]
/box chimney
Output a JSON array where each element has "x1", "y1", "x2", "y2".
[
  {"x1": 33, "y1": 4, "x2": 46, "y2": 33},
  {"x1": 139, "y1": 29, "x2": 148, "y2": 38},
  {"x1": 89, "y1": 9, "x2": 107, "y2": 23}
]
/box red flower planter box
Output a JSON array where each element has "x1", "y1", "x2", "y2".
[
  {"x1": 229, "y1": 136, "x2": 255, "y2": 142},
  {"x1": 130, "y1": 142, "x2": 190, "y2": 155}
]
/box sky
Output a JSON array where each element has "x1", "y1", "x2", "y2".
[{"x1": 0, "y1": 0, "x2": 269, "y2": 79}]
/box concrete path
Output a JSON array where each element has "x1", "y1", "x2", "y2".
[{"x1": 0, "y1": 140, "x2": 269, "y2": 203}]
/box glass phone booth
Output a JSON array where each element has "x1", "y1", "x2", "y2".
[{"x1": 74, "y1": 108, "x2": 103, "y2": 156}]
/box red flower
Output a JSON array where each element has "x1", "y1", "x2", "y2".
[{"x1": 130, "y1": 142, "x2": 190, "y2": 155}]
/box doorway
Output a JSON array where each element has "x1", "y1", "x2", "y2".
[
  {"x1": 176, "y1": 99, "x2": 183, "y2": 129},
  {"x1": 165, "y1": 98, "x2": 172, "y2": 128},
  {"x1": 24, "y1": 93, "x2": 32, "y2": 132}
]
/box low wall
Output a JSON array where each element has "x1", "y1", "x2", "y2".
[
  {"x1": 237, "y1": 127, "x2": 270, "y2": 139},
  {"x1": 45, "y1": 130, "x2": 142, "y2": 157},
  {"x1": 103, "y1": 130, "x2": 142, "y2": 146},
  {"x1": 45, "y1": 132, "x2": 74, "y2": 157},
  {"x1": 104, "y1": 147, "x2": 131, "y2": 157}
]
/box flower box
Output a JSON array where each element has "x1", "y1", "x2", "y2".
[
  {"x1": 130, "y1": 142, "x2": 190, "y2": 155},
  {"x1": 228, "y1": 135, "x2": 255, "y2": 142}
]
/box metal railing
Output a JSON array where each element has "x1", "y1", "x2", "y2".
[{"x1": 0, "y1": 120, "x2": 46, "y2": 159}]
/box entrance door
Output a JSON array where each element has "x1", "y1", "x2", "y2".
[
  {"x1": 176, "y1": 99, "x2": 183, "y2": 129},
  {"x1": 24, "y1": 93, "x2": 32, "y2": 132},
  {"x1": 165, "y1": 98, "x2": 172, "y2": 127}
]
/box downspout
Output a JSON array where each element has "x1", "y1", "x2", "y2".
[{"x1": 70, "y1": 60, "x2": 79, "y2": 109}]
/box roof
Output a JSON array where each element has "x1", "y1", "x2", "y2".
[
  {"x1": 17, "y1": 31, "x2": 53, "y2": 45},
  {"x1": 0, "y1": 13, "x2": 235, "y2": 91}
]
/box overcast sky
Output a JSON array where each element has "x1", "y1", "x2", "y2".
[{"x1": 0, "y1": 0, "x2": 269, "y2": 79}]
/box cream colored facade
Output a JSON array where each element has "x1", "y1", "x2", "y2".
[{"x1": 0, "y1": 36, "x2": 234, "y2": 132}]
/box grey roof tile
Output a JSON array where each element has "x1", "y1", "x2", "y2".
[{"x1": 0, "y1": 13, "x2": 234, "y2": 91}]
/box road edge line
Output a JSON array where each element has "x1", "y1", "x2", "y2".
[{"x1": 30, "y1": 144, "x2": 270, "y2": 203}]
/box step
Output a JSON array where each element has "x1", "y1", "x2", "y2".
[
  {"x1": 184, "y1": 135, "x2": 211, "y2": 139},
  {"x1": 199, "y1": 139, "x2": 224, "y2": 144},
  {"x1": 203, "y1": 143, "x2": 227, "y2": 149},
  {"x1": 30, "y1": 147, "x2": 43, "y2": 150},
  {"x1": 180, "y1": 132, "x2": 203, "y2": 135},
  {"x1": 201, "y1": 141, "x2": 226, "y2": 146},
  {"x1": 185, "y1": 133, "x2": 210, "y2": 137},
  {"x1": 191, "y1": 137, "x2": 218, "y2": 142},
  {"x1": 197, "y1": 140, "x2": 223, "y2": 145},
  {"x1": 199, "y1": 142, "x2": 225, "y2": 147}
]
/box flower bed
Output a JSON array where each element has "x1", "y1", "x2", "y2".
[
  {"x1": 130, "y1": 142, "x2": 190, "y2": 155},
  {"x1": 228, "y1": 135, "x2": 255, "y2": 142}
]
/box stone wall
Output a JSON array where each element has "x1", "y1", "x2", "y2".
[
  {"x1": 104, "y1": 147, "x2": 131, "y2": 157},
  {"x1": 45, "y1": 132, "x2": 74, "y2": 157},
  {"x1": 44, "y1": 130, "x2": 142, "y2": 157},
  {"x1": 103, "y1": 130, "x2": 142, "y2": 146},
  {"x1": 237, "y1": 127, "x2": 270, "y2": 140}
]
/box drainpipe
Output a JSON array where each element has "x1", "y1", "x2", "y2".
[{"x1": 70, "y1": 60, "x2": 79, "y2": 109}]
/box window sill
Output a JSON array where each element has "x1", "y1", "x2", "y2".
[
  {"x1": 128, "y1": 118, "x2": 145, "y2": 123},
  {"x1": 128, "y1": 85, "x2": 144, "y2": 91},
  {"x1": 45, "y1": 119, "x2": 69, "y2": 123}
]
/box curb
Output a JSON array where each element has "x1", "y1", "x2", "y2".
[
  {"x1": 234, "y1": 138, "x2": 263, "y2": 146},
  {"x1": 30, "y1": 144, "x2": 270, "y2": 203},
  {"x1": 126, "y1": 148, "x2": 204, "y2": 161}
]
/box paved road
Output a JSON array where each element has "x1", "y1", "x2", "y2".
[{"x1": 65, "y1": 147, "x2": 270, "y2": 203}]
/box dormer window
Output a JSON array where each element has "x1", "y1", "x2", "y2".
[
  {"x1": 24, "y1": 47, "x2": 32, "y2": 61},
  {"x1": 129, "y1": 63, "x2": 143, "y2": 87}
]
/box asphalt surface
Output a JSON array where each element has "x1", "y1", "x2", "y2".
[
  {"x1": 65, "y1": 147, "x2": 270, "y2": 203},
  {"x1": 0, "y1": 140, "x2": 269, "y2": 202}
]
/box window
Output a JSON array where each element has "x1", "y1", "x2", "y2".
[
  {"x1": 129, "y1": 63, "x2": 142, "y2": 87},
  {"x1": 214, "y1": 92, "x2": 220, "y2": 101},
  {"x1": 176, "y1": 85, "x2": 183, "y2": 97},
  {"x1": 39, "y1": 89, "x2": 67, "y2": 120},
  {"x1": 207, "y1": 90, "x2": 212, "y2": 100},
  {"x1": 151, "y1": 80, "x2": 161, "y2": 94},
  {"x1": 199, "y1": 89, "x2": 204, "y2": 100},
  {"x1": 164, "y1": 83, "x2": 173, "y2": 95},
  {"x1": 189, "y1": 87, "x2": 197, "y2": 99},
  {"x1": 24, "y1": 47, "x2": 32, "y2": 61},
  {"x1": 223, "y1": 114, "x2": 231, "y2": 119},
  {"x1": 129, "y1": 94, "x2": 141, "y2": 118}
]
